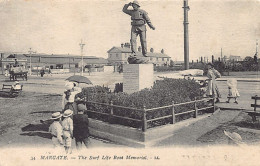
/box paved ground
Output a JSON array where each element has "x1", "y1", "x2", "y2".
[{"x1": 153, "y1": 110, "x2": 242, "y2": 147}]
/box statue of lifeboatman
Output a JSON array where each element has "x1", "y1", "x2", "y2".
[{"x1": 123, "y1": 1, "x2": 155, "y2": 64}]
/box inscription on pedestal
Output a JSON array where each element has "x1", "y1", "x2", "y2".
[{"x1": 123, "y1": 64, "x2": 153, "y2": 94}]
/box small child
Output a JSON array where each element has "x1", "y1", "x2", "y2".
[
  {"x1": 49, "y1": 112, "x2": 63, "y2": 148},
  {"x1": 226, "y1": 78, "x2": 240, "y2": 104},
  {"x1": 12, "y1": 81, "x2": 22, "y2": 90},
  {"x1": 199, "y1": 80, "x2": 208, "y2": 97},
  {"x1": 62, "y1": 109, "x2": 74, "y2": 154}
]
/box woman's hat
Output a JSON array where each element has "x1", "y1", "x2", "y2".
[
  {"x1": 78, "y1": 104, "x2": 87, "y2": 111},
  {"x1": 65, "y1": 82, "x2": 74, "y2": 90},
  {"x1": 224, "y1": 130, "x2": 243, "y2": 145},
  {"x1": 63, "y1": 109, "x2": 73, "y2": 117},
  {"x1": 50, "y1": 112, "x2": 62, "y2": 119}
]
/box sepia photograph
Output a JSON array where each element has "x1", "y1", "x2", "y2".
[{"x1": 0, "y1": 0, "x2": 260, "y2": 165}]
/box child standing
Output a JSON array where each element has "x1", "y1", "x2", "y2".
[
  {"x1": 73, "y1": 104, "x2": 90, "y2": 149},
  {"x1": 62, "y1": 109, "x2": 74, "y2": 154},
  {"x1": 49, "y1": 112, "x2": 63, "y2": 148},
  {"x1": 226, "y1": 78, "x2": 240, "y2": 104}
]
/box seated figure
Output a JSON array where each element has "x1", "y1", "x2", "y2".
[{"x1": 12, "y1": 81, "x2": 22, "y2": 90}]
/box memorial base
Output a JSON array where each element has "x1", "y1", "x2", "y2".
[{"x1": 123, "y1": 64, "x2": 153, "y2": 94}]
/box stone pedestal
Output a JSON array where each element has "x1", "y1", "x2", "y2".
[{"x1": 123, "y1": 64, "x2": 153, "y2": 94}]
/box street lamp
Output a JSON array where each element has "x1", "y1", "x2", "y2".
[
  {"x1": 28, "y1": 48, "x2": 33, "y2": 75},
  {"x1": 79, "y1": 40, "x2": 85, "y2": 76},
  {"x1": 28, "y1": 48, "x2": 36, "y2": 75}
]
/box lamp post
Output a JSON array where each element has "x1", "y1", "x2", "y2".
[
  {"x1": 79, "y1": 40, "x2": 85, "y2": 76},
  {"x1": 28, "y1": 48, "x2": 36, "y2": 75},
  {"x1": 183, "y1": 0, "x2": 190, "y2": 70},
  {"x1": 28, "y1": 48, "x2": 33, "y2": 75}
]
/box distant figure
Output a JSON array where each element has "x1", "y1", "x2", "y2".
[
  {"x1": 62, "y1": 109, "x2": 73, "y2": 154},
  {"x1": 14, "y1": 59, "x2": 18, "y2": 67},
  {"x1": 226, "y1": 78, "x2": 240, "y2": 104},
  {"x1": 206, "y1": 63, "x2": 221, "y2": 103},
  {"x1": 49, "y1": 112, "x2": 63, "y2": 148},
  {"x1": 4, "y1": 69, "x2": 9, "y2": 77},
  {"x1": 123, "y1": 0, "x2": 155, "y2": 57},
  {"x1": 73, "y1": 104, "x2": 90, "y2": 149},
  {"x1": 40, "y1": 68, "x2": 45, "y2": 77}
]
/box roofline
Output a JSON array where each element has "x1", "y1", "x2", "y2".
[{"x1": 23, "y1": 54, "x2": 99, "y2": 59}]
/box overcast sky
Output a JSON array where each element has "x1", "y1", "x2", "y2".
[{"x1": 0, "y1": 0, "x2": 260, "y2": 61}]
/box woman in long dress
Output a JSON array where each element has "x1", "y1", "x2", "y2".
[{"x1": 206, "y1": 63, "x2": 221, "y2": 103}]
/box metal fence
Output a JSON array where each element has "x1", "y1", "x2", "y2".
[{"x1": 85, "y1": 97, "x2": 215, "y2": 132}]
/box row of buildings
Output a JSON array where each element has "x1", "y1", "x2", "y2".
[
  {"x1": 0, "y1": 43, "x2": 172, "y2": 74},
  {"x1": 0, "y1": 53, "x2": 108, "y2": 74},
  {"x1": 107, "y1": 43, "x2": 171, "y2": 66}
]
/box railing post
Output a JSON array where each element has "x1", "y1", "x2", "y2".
[
  {"x1": 84, "y1": 96, "x2": 87, "y2": 110},
  {"x1": 110, "y1": 101, "x2": 114, "y2": 124},
  {"x1": 212, "y1": 97, "x2": 216, "y2": 113},
  {"x1": 254, "y1": 95, "x2": 257, "y2": 112},
  {"x1": 194, "y1": 97, "x2": 198, "y2": 118},
  {"x1": 142, "y1": 105, "x2": 147, "y2": 132},
  {"x1": 172, "y1": 101, "x2": 176, "y2": 124}
]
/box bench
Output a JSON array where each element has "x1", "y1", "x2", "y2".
[
  {"x1": 247, "y1": 95, "x2": 260, "y2": 122},
  {"x1": 0, "y1": 84, "x2": 23, "y2": 97},
  {"x1": 2, "y1": 84, "x2": 12, "y2": 91}
]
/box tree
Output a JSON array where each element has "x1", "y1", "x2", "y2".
[
  {"x1": 243, "y1": 56, "x2": 255, "y2": 71},
  {"x1": 169, "y1": 60, "x2": 174, "y2": 67}
]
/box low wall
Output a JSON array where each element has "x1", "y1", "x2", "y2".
[
  {"x1": 104, "y1": 66, "x2": 114, "y2": 73},
  {"x1": 88, "y1": 112, "x2": 211, "y2": 147},
  {"x1": 50, "y1": 69, "x2": 70, "y2": 74}
]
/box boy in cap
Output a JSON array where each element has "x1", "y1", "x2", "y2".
[
  {"x1": 61, "y1": 109, "x2": 73, "y2": 154},
  {"x1": 48, "y1": 112, "x2": 63, "y2": 148},
  {"x1": 73, "y1": 104, "x2": 90, "y2": 149}
]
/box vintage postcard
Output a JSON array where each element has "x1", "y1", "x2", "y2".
[{"x1": 0, "y1": 0, "x2": 260, "y2": 165}]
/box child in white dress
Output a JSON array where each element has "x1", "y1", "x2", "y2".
[{"x1": 226, "y1": 78, "x2": 240, "y2": 104}]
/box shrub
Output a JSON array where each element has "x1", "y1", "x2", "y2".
[{"x1": 79, "y1": 78, "x2": 208, "y2": 129}]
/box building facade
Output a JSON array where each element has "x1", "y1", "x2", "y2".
[
  {"x1": 107, "y1": 43, "x2": 171, "y2": 66},
  {"x1": 0, "y1": 52, "x2": 108, "y2": 74}
]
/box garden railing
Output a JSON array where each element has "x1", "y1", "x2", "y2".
[{"x1": 84, "y1": 97, "x2": 215, "y2": 132}]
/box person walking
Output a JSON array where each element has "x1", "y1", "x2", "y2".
[
  {"x1": 206, "y1": 63, "x2": 221, "y2": 103},
  {"x1": 123, "y1": 0, "x2": 155, "y2": 57},
  {"x1": 226, "y1": 78, "x2": 240, "y2": 104},
  {"x1": 61, "y1": 109, "x2": 73, "y2": 154},
  {"x1": 73, "y1": 104, "x2": 90, "y2": 149},
  {"x1": 48, "y1": 112, "x2": 63, "y2": 149}
]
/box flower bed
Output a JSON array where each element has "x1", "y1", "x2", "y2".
[{"x1": 78, "y1": 78, "x2": 212, "y2": 130}]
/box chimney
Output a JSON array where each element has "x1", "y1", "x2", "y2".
[
  {"x1": 121, "y1": 43, "x2": 124, "y2": 48},
  {"x1": 138, "y1": 46, "x2": 142, "y2": 52},
  {"x1": 161, "y1": 49, "x2": 164, "y2": 54},
  {"x1": 150, "y1": 48, "x2": 154, "y2": 53}
]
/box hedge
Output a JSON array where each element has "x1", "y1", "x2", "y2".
[{"x1": 78, "y1": 78, "x2": 209, "y2": 129}]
